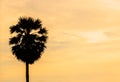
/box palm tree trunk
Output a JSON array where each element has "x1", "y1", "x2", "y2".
[{"x1": 26, "y1": 62, "x2": 29, "y2": 82}]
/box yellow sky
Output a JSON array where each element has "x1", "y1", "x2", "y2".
[{"x1": 1, "y1": 0, "x2": 120, "y2": 82}]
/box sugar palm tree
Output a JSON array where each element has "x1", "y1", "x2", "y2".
[{"x1": 9, "y1": 17, "x2": 48, "y2": 82}]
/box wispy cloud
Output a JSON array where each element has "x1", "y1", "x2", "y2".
[
  {"x1": 98, "y1": 0, "x2": 120, "y2": 10},
  {"x1": 79, "y1": 31, "x2": 108, "y2": 43}
]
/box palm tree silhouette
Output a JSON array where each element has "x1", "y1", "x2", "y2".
[{"x1": 9, "y1": 17, "x2": 48, "y2": 82}]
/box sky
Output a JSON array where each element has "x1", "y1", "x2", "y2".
[{"x1": 1, "y1": 0, "x2": 120, "y2": 82}]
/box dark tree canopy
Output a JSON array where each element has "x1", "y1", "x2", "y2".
[{"x1": 9, "y1": 17, "x2": 48, "y2": 64}]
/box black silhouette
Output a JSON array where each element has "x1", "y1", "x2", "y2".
[{"x1": 9, "y1": 17, "x2": 48, "y2": 82}]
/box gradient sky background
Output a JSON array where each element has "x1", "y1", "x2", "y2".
[{"x1": 1, "y1": 0, "x2": 120, "y2": 82}]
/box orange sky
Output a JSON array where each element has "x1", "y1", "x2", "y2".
[{"x1": 1, "y1": 0, "x2": 120, "y2": 82}]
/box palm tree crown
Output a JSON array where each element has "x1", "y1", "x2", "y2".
[{"x1": 9, "y1": 17, "x2": 48, "y2": 64}]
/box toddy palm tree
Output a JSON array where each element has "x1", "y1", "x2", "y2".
[{"x1": 9, "y1": 17, "x2": 48, "y2": 82}]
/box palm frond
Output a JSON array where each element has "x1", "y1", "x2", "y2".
[
  {"x1": 29, "y1": 34, "x2": 38, "y2": 39},
  {"x1": 11, "y1": 45, "x2": 20, "y2": 55},
  {"x1": 33, "y1": 19, "x2": 42, "y2": 29},
  {"x1": 38, "y1": 28, "x2": 48, "y2": 34},
  {"x1": 18, "y1": 17, "x2": 28, "y2": 29},
  {"x1": 9, "y1": 34, "x2": 22, "y2": 45},
  {"x1": 36, "y1": 35, "x2": 48, "y2": 43},
  {"x1": 10, "y1": 25, "x2": 23, "y2": 34},
  {"x1": 9, "y1": 17, "x2": 48, "y2": 64}
]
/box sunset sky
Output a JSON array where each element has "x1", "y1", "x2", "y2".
[{"x1": 1, "y1": 0, "x2": 120, "y2": 82}]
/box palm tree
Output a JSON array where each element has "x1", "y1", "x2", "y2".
[{"x1": 9, "y1": 17, "x2": 48, "y2": 82}]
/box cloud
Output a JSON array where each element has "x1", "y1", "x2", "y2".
[
  {"x1": 75, "y1": 27, "x2": 120, "y2": 43},
  {"x1": 79, "y1": 31, "x2": 108, "y2": 43},
  {"x1": 104, "y1": 27, "x2": 120, "y2": 41},
  {"x1": 97, "y1": 0, "x2": 120, "y2": 10}
]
